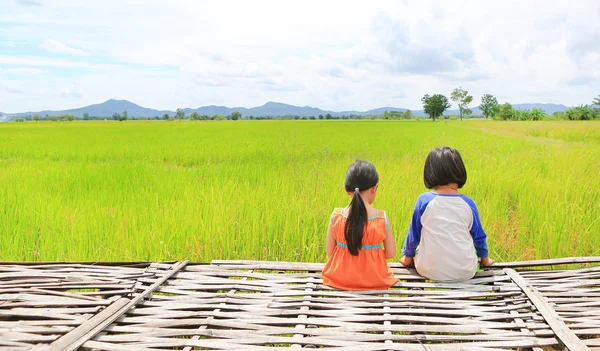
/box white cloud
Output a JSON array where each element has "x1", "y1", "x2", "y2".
[
  {"x1": 40, "y1": 39, "x2": 88, "y2": 56},
  {"x1": 0, "y1": 67, "x2": 45, "y2": 76},
  {"x1": 0, "y1": 0, "x2": 598, "y2": 112},
  {"x1": 5, "y1": 87, "x2": 24, "y2": 94},
  {"x1": 60, "y1": 87, "x2": 83, "y2": 98},
  {"x1": 14, "y1": 0, "x2": 46, "y2": 6}
]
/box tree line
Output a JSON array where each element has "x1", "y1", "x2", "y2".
[
  {"x1": 421, "y1": 90, "x2": 600, "y2": 121},
  {"x1": 12, "y1": 94, "x2": 600, "y2": 122}
]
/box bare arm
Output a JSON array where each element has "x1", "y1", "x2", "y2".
[
  {"x1": 325, "y1": 217, "x2": 335, "y2": 256},
  {"x1": 383, "y1": 213, "x2": 396, "y2": 259}
]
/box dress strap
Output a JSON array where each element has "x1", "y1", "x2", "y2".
[{"x1": 329, "y1": 208, "x2": 344, "y2": 225}]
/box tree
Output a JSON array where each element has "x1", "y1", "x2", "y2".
[
  {"x1": 33, "y1": 114, "x2": 41, "y2": 122},
  {"x1": 230, "y1": 111, "x2": 242, "y2": 120},
  {"x1": 162, "y1": 113, "x2": 169, "y2": 120},
  {"x1": 530, "y1": 108, "x2": 545, "y2": 121},
  {"x1": 318, "y1": 114, "x2": 323, "y2": 120},
  {"x1": 479, "y1": 94, "x2": 499, "y2": 119},
  {"x1": 83, "y1": 112, "x2": 89, "y2": 120},
  {"x1": 122, "y1": 110, "x2": 128, "y2": 121},
  {"x1": 566, "y1": 105, "x2": 597, "y2": 121},
  {"x1": 14, "y1": 116, "x2": 25, "y2": 122},
  {"x1": 421, "y1": 94, "x2": 451, "y2": 121},
  {"x1": 325, "y1": 113, "x2": 332, "y2": 120},
  {"x1": 66, "y1": 114, "x2": 75, "y2": 122},
  {"x1": 593, "y1": 95, "x2": 600, "y2": 113},
  {"x1": 450, "y1": 87, "x2": 473, "y2": 121},
  {"x1": 405, "y1": 109, "x2": 412, "y2": 119},
  {"x1": 175, "y1": 108, "x2": 185, "y2": 120},
  {"x1": 497, "y1": 103, "x2": 515, "y2": 121},
  {"x1": 190, "y1": 112, "x2": 200, "y2": 120},
  {"x1": 113, "y1": 112, "x2": 121, "y2": 121}
]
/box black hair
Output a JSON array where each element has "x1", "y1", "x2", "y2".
[
  {"x1": 423, "y1": 146, "x2": 467, "y2": 189},
  {"x1": 344, "y1": 160, "x2": 379, "y2": 256}
]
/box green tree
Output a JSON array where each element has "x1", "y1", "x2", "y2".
[
  {"x1": 112, "y1": 112, "x2": 121, "y2": 121},
  {"x1": 162, "y1": 113, "x2": 169, "y2": 120},
  {"x1": 479, "y1": 94, "x2": 499, "y2": 119},
  {"x1": 318, "y1": 114, "x2": 323, "y2": 120},
  {"x1": 450, "y1": 87, "x2": 473, "y2": 121},
  {"x1": 66, "y1": 114, "x2": 75, "y2": 122},
  {"x1": 33, "y1": 114, "x2": 41, "y2": 122},
  {"x1": 230, "y1": 111, "x2": 242, "y2": 120},
  {"x1": 325, "y1": 113, "x2": 332, "y2": 120},
  {"x1": 49, "y1": 115, "x2": 58, "y2": 122},
  {"x1": 190, "y1": 112, "x2": 200, "y2": 120},
  {"x1": 59, "y1": 114, "x2": 71, "y2": 122},
  {"x1": 405, "y1": 109, "x2": 412, "y2": 119},
  {"x1": 566, "y1": 105, "x2": 597, "y2": 121},
  {"x1": 214, "y1": 114, "x2": 225, "y2": 120},
  {"x1": 121, "y1": 110, "x2": 128, "y2": 121},
  {"x1": 14, "y1": 116, "x2": 25, "y2": 122},
  {"x1": 176, "y1": 108, "x2": 185, "y2": 120},
  {"x1": 593, "y1": 95, "x2": 600, "y2": 113},
  {"x1": 530, "y1": 108, "x2": 545, "y2": 121},
  {"x1": 421, "y1": 94, "x2": 451, "y2": 121},
  {"x1": 497, "y1": 103, "x2": 516, "y2": 121},
  {"x1": 83, "y1": 112, "x2": 89, "y2": 120}
]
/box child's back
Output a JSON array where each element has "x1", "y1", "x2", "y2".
[
  {"x1": 404, "y1": 192, "x2": 486, "y2": 281},
  {"x1": 400, "y1": 146, "x2": 493, "y2": 281},
  {"x1": 323, "y1": 208, "x2": 398, "y2": 290}
]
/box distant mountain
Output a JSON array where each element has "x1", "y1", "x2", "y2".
[
  {"x1": 2, "y1": 99, "x2": 571, "y2": 120},
  {"x1": 7, "y1": 99, "x2": 170, "y2": 119}
]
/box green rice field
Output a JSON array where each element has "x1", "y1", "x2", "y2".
[{"x1": 0, "y1": 120, "x2": 598, "y2": 263}]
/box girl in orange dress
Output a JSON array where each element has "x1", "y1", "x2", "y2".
[{"x1": 322, "y1": 160, "x2": 398, "y2": 290}]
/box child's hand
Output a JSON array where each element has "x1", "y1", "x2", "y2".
[
  {"x1": 399, "y1": 256, "x2": 414, "y2": 267},
  {"x1": 480, "y1": 257, "x2": 495, "y2": 267}
]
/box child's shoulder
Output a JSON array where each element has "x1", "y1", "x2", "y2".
[
  {"x1": 416, "y1": 191, "x2": 437, "y2": 203},
  {"x1": 457, "y1": 194, "x2": 478, "y2": 207}
]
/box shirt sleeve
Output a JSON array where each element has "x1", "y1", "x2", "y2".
[
  {"x1": 402, "y1": 198, "x2": 423, "y2": 257},
  {"x1": 464, "y1": 197, "x2": 489, "y2": 258}
]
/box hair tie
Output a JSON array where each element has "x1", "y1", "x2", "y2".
[{"x1": 355, "y1": 187, "x2": 360, "y2": 193}]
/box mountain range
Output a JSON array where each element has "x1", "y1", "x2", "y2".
[{"x1": 0, "y1": 99, "x2": 571, "y2": 120}]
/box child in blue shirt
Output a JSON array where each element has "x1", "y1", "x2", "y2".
[{"x1": 400, "y1": 146, "x2": 494, "y2": 281}]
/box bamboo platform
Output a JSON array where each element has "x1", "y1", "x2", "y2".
[{"x1": 1, "y1": 258, "x2": 600, "y2": 350}]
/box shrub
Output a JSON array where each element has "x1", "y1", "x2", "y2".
[
  {"x1": 497, "y1": 103, "x2": 516, "y2": 121},
  {"x1": 566, "y1": 105, "x2": 597, "y2": 121}
]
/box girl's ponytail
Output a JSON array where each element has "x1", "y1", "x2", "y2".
[
  {"x1": 344, "y1": 160, "x2": 379, "y2": 256},
  {"x1": 345, "y1": 187, "x2": 368, "y2": 256}
]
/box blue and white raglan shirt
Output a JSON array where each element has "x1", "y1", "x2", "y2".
[{"x1": 402, "y1": 192, "x2": 489, "y2": 281}]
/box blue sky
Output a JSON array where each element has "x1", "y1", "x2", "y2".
[{"x1": 0, "y1": 0, "x2": 599, "y2": 113}]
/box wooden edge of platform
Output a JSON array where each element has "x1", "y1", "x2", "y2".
[
  {"x1": 38, "y1": 260, "x2": 189, "y2": 351},
  {"x1": 504, "y1": 267, "x2": 590, "y2": 351}
]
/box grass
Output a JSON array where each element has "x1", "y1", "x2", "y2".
[{"x1": 0, "y1": 119, "x2": 598, "y2": 263}]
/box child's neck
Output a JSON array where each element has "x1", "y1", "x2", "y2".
[{"x1": 434, "y1": 184, "x2": 460, "y2": 194}]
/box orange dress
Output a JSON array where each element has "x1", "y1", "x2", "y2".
[{"x1": 322, "y1": 208, "x2": 398, "y2": 290}]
